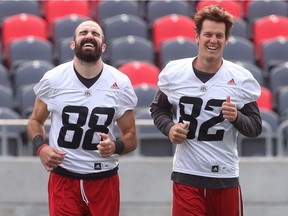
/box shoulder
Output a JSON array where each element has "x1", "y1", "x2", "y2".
[
  {"x1": 43, "y1": 61, "x2": 72, "y2": 81},
  {"x1": 160, "y1": 57, "x2": 195, "y2": 79},
  {"x1": 102, "y1": 63, "x2": 132, "y2": 85},
  {"x1": 222, "y1": 60, "x2": 254, "y2": 79}
]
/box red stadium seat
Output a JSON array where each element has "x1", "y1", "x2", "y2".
[
  {"x1": 44, "y1": 0, "x2": 90, "y2": 27},
  {"x1": 257, "y1": 87, "x2": 273, "y2": 111},
  {"x1": 196, "y1": 0, "x2": 243, "y2": 19},
  {"x1": 253, "y1": 15, "x2": 288, "y2": 61},
  {"x1": 152, "y1": 14, "x2": 195, "y2": 51},
  {"x1": 1, "y1": 13, "x2": 47, "y2": 58},
  {"x1": 118, "y1": 61, "x2": 159, "y2": 87}
]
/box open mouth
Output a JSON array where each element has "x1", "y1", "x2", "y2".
[
  {"x1": 207, "y1": 46, "x2": 218, "y2": 50},
  {"x1": 83, "y1": 43, "x2": 95, "y2": 48}
]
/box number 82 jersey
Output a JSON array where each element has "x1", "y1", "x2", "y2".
[{"x1": 158, "y1": 58, "x2": 261, "y2": 178}]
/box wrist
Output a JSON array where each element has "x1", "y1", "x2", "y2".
[
  {"x1": 32, "y1": 135, "x2": 48, "y2": 155},
  {"x1": 114, "y1": 139, "x2": 125, "y2": 154},
  {"x1": 36, "y1": 144, "x2": 48, "y2": 155}
]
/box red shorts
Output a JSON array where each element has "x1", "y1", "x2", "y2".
[
  {"x1": 172, "y1": 182, "x2": 243, "y2": 216},
  {"x1": 48, "y1": 172, "x2": 120, "y2": 216}
]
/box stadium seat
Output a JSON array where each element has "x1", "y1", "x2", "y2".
[
  {"x1": 7, "y1": 37, "x2": 53, "y2": 70},
  {"x1": 196, "y1": 0, "x2": 243, "y2": 19},
  {"x1": 231, "y1": 18, "x2": 249, "y2": 39},
  {"x1": 269, "y1": 62, "x2": 288, "y2": 109},
  {"x1": 257, "y1": 87, "x2": 273, "y2": 111},
  {"x1": 246, "y1": 0, "x2": 288, "y2": 24},
  {"x1": 0, "y1": 0, "x2": 41, "y2": 23},
  {"x1": 118, "y1": 61, "x2": 159, "y2": 87},
  {"x1": 56, "y1": 37, "x2": 74, "y2": 65},
  {"x1": 103, "y1": 14, "x2": 149, "y2": 45},
  {"x1": 0, "y1": 84, "x2": 14, "y2": 109},
  {"x1": 1, "y1": 13, "x2": 47, "y2": 58},
  {"x1": 224, "y1": 36, "x2": 255, "y2": 64},
  {"x1": 17, "y1": 83, "x2": 37, "y2": 118},
  {"x1": 0, "y1": 64, "x2": 10, "y2": 87},
  {"x1": 277, "y1": 86, "x2": 288, "y2": 121},
  {"x1": 253, "y1": 15, "x2": 288, "y2": 61},
  {"x1": 44, "y1": 0, "x2": 90, "y2": 27},
  {"x1": 135, "y1": 108, "x2": 173, "y2": 156},
  {"x1": 51, "y1": 14, "x2": 89, "y2": 45},
  {"x1": 152, "y1": 14, "x2": 196, "y2": 52},
  {"x1": 95, "y1": 0, "x2": 140, "y2": 25},
  {"x1": 134, "y1": 84, "x2": 158, "y2": 111},
  {"x1": 235, "y1": 61, "x2": 264, "y2": 86},
  {"x1": 0, "y1": 107, "x2": 23, "y2": 156},
  {"x1": 13, "y1": 60, "x2": 54, "y2": 104},
  {"x1": 238, "y1": 108, "x2": 279, "y2": 157},
  {"x1": 261, "y1": 37, "x2": 288, "y2": 73},
  {"x1": 159, "y1": 36, "x2": 198, "y2": 68},
  {"x1": 109, "y1": 36, "x2": 154, "y2": 68},
  {"x1": 146, "y1": 0, "x2": 190, "y2": 25}
]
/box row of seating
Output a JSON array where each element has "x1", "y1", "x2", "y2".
[
  {"x1": 1, "y1": 13, "x2": 288, "y2": 69},
  {"x1": 0, "y1": 55, "x2": 288, "y2": 116},
  {"x1": 1, "y1": 105, "x2": 288, "y2": 157},
  {"x1": 1, "y1": 0, "x2": 287, "y2": 25}
]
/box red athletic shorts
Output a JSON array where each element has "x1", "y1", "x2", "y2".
[
  {"x1": 48, "y1": 172, "x2": 120, "y2": 216},
  {"x1": 172, "y1": 182, "x2": 243, "y2": 216}
]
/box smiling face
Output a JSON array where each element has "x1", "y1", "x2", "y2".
[
  {"x1": 196, "y1": 19, "x2": 228, "y2": 64},
  {"x1": 71, "y1": 21, "x2": 106, "y2": 63}
]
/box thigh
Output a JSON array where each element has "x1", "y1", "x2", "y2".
[
  {"x1": 206, "y1": 186, "x2": 243, "y2": 216},
  {"x1": 48, "y1": 173, "x2": 86, "y2": 216},
  {"x1": 172, "y1": 182, "x2": 206, "y2": 216},
  {"x1": 85, "y1": 174, "x2": 120, "y2": 216}
]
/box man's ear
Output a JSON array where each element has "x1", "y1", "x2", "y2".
[
  {"x1": 101, "y1": 43, "x2": 106, "y2": 53},
  {"x1": 195, "y1": 34, "x2": 200, "y2": 45},
  {"x1": 70, "y1": 41, "x2": 75, "y2": 50}
]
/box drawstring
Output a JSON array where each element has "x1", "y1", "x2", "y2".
[
  {"x1": 80, "y1": 180, "x2": 89, "y2": 206},
  {"x1": 203, "y1": 188, "x2": 207, "y2": 198}
]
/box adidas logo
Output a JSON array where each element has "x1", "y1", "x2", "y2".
[
  {"x1": 227, "y1": 78, "x2": 236, "y2": 85},
  {"x1": 111, "y1": 82, "x2": 119, "y2": 89},
  {"x1": 211, "y1": 165, "x2": 219, "y2": 172}
]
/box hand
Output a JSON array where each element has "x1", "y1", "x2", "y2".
[
  {"x1": 98, "y1": 133, "x2": 115, "y2": 157},
  {"x1": 222, "y1": 96, "x2": 238, "y2": 122},
  {"x1": 38, "y1": 145, "x2": 66, "y2": 172},
  {"x1": 168, "y1": 123, "x2": 189, "y2": 144}
]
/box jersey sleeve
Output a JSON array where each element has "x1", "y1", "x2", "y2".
[
  {"x1": 240, "y1": 74, "x2": 261, "y2": 104},
  {"x1": 117, "y1": 80, "x2": 138, "y2": 117},
  {"x1": 33, "y1": 73, "x2": 53, "y2": 106},
  {"x1": 158, "y1": 62, "x2": 174, "y2": 95}
]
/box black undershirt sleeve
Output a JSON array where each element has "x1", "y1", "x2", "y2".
[
  {"x1": 232, "y1": 101, "x2": 262, "y2": 138},
  {"x1": 150, "y1": 90, "x2": 175, "y2": 137},
  {"x1": 150, "y1": 90, "x2": 262, "y2": 138}
]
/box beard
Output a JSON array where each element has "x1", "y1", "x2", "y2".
[{"x1": 74, "y1": 38, "x2": 102, "y2": 63}]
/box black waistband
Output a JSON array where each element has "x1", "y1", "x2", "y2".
[
  {"x1": 171, "y1": 171, "x2": 239, "y2": 189},
  {"x1": 52, "y1": 166, "x2": 118, "y2": 180}
]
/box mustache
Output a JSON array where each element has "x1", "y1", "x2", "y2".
[{"x1": 80, "y1": 38, "x2": 98, "y2": 47}]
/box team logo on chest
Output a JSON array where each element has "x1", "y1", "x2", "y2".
[
  {"x1": 84, "y1": 90, "x2": 91, "y2": 97},
  {"x1": 200, "y1": 85, "x2": 208, "y2": 92}
]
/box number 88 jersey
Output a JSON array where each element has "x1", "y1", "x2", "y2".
[
  {"x1": 34, "y1": 61, "x2": 137, "y2": 174},
  {"x1": 158, "y1": 58, "x2": 261, "y2": 178}
]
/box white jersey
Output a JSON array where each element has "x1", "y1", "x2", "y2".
[
  {"x1": 34, "y1": 61, "x2": 137, "y2": 174},
  {"x1": 158, "y1": 57, "x2": 261, "y2": 178}
]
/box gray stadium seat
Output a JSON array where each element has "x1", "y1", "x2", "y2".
[{"x1": 0, "y1": 107, "x2": 23, "y2": 156}]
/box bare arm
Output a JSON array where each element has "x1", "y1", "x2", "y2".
[
  {"x1": 97, "y1": 110, "x2": 137, "y2": 157},
  {"x1": 27, "y1": 97, "x2": 50, "y2": 142},
  {"x1": 116, "y1": 110, "x2": 137, "y2": 154},
  {"x1": 28, "y1": 97, "x2": 66, "y2": 171}
]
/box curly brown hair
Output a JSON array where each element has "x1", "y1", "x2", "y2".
[{"x1": 194, "y1": 4, "x2": 234, "y2": 39}]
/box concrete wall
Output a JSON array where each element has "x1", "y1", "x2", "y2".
[{"x1": 0, "y1": 156, "x2": 288, "y2": 216}]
